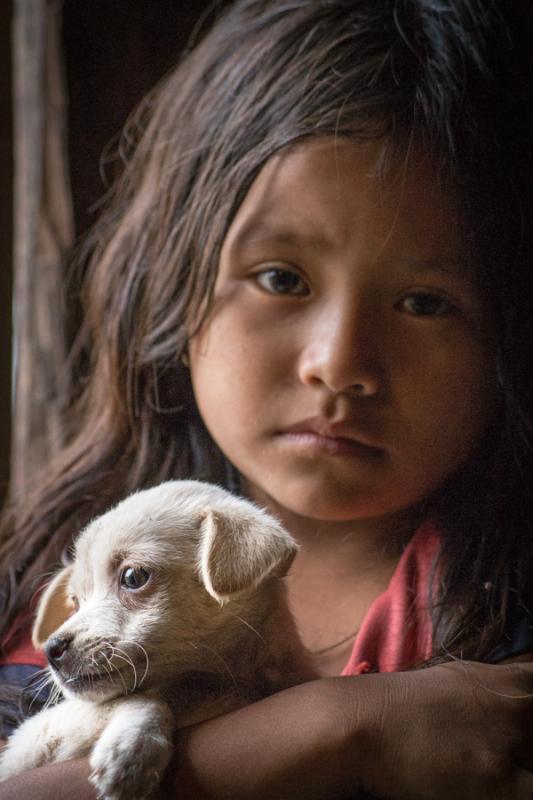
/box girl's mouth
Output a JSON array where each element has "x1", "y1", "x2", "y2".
[
  {"x1": 278, "y1": 417, "x2": 385, "y2": 457},
  {"x1": 276, "y1": 430, "x2": 384, "y2": 458}
]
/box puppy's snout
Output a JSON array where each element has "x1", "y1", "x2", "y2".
[{"x1": 45, "y1": 634, "x2": 73, "y2": 668}]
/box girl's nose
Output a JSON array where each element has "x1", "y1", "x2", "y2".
[{"x1": 297, "y1": 302, "x2": 383, "y2": 397}]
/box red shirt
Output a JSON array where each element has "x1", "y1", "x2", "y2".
[
  {"x1": 1, "y1": 635, "x2": 47, "y2": 668},
  {"x1": 342, "y1": 520, "x2": 438, "y2": 675}
]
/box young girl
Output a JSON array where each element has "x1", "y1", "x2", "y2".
[{"x1": 2, "y1": 0, "x2": 533, "y2": 798}]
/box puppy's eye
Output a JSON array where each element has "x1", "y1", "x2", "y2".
[{"x1": 120, "y1": 567, "x2": 151, "y2": 590}]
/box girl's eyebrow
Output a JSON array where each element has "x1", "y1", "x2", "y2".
[
  {"x1": 230, "y1": 220, "x2": 327, "y2": 252},
  {"x1": 232, "y1": 229, "x2": 468, "y2": 276},
  {"x1": 407, "y1": 257, "x2": 473, "y2": 280},
  {"x1": 229, "y1": 219, "x2": 472, "y2": 281}
]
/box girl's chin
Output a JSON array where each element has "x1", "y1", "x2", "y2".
[{"x1": 243, "y1": 478, "x2": 410, "y2": 524}]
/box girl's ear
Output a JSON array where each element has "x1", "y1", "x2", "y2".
[
  {"x1": 32, "y1": 566, "x2": 74, "y2": 649},
  {"x1": 197, "y1": 509, "x2": 297, "y2": 604}
]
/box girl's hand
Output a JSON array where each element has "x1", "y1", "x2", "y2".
[{"x1": 343, "y1": 660, "x2": 533, "y2": 799}]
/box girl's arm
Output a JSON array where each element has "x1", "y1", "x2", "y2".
[
  {"x1": 0, "y1": 758, "x2": 95, "y2": 800},
  {"x1": 2, "y1": 661, "x2": 533, "y2": 800},
  {"x1": 168, "y1": 662, "x2": 533, "y2": 800}
]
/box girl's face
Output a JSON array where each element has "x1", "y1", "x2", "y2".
[{"x1": 189, "y1": 137, "x2": 498, "y2": 523}]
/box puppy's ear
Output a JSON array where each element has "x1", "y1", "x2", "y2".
[
  {"x1": 32, "y1": 566, "x2": 74, "y2": 649},
  {"x1": 198, "y1": 510, "x2": 297, "y2": 604}
]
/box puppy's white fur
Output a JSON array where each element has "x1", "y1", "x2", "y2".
[{"x1": 0, "y1": 481, "x2": 312, "y2": 800}]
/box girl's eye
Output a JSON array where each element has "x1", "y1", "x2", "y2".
[
  {"x1": 120, "y1": 566, "x2": 151, "y2": 591},
  {"x1": 255, "y1": 268, "x2": 309, "y2": 296},
  {"x1": 398, "y1": 292, "x2": 456, "y2": 317}
]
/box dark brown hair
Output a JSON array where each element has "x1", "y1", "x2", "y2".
[{"x1": 1, "y1": 0, "x2": 533, "y2": 673}]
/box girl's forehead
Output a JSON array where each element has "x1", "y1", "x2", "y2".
[
  {"x1": 232, "y1": 137, "x2": 455, "y2": 223},
  {"x1": 223, "y1": 136, "x2": 468, "y2": 273}
]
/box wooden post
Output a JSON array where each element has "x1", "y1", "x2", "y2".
[
  {"x1": 11, "y1": 0, "x2": 74, "y2": 497},
  {"x1": 0, "y1": 0, "x2": 13, "y2": 505}
]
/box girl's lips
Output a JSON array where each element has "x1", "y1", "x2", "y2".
[
  {"x1": 277, "y1": 430, "x2": 384, "y2": 458},
  {"x1": 276, "y1": 417, "x2": 385, "y2": 458},
  {"x1": 279, "y1": 417, "x2": 385, "y2": 452}
]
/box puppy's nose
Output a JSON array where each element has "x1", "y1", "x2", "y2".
[{"x1": 45, "y1": 634, "x2": 73, "y2": 668}]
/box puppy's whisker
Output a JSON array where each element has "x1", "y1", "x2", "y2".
[
  {"x1": 43, "y1": 683, "x2": 62, "y2": 711},
  {"x1": 194, "y1": 642, "x2": 239, "y2": 691},
  {"x1": 26, "y1": 671, "x2": 56, "y2": 713},
  {"x1": 27, "y1": 670, "x2": 53, "y2": 693},
  {"x1": 100, "y1": 649, "x2": 115, "y2": 674},
  {"x1": 27, "y1": 676, "x2": 54, "y2": 699},
  {"x1": 101, "y1": 661, "x2": 112, "y2": 680},
  {"x1": 27, "y1": 667, "x2": 49, "y2": 683},
  {"x1": 27, "y1": 681, "x2": 52, "y2": 705},
  {"x1": 103, "y1": 649, "x2": 128, "y2": 694},
  {"x1": 230, "y1": 614, "x2": 266, "y2": 644},
  {"x1": 111, "y1": 647, "x2": 138, "y2": 693},
  {"x1": 117, "y1": 670, "x2": 129, "y2": 695},
  {"x1": 99, "y1": 654, "x2": 114, "y2": 682},
  {"x1": 110, "y1": 645, "x2": 134, "y2": 667},
  {"x1": 27, "y1": 694, "x2": 43, "y2": 714},
  {"x1": 42, "y1": 691, "x2": 54, "y2": 712},
  {"x1": 119, "y1": 640, "x2": 150, "y2": 687}
]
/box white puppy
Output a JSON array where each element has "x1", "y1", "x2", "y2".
[{"x1": 0, "y1": 480, "x2": 312, "y2": 800}]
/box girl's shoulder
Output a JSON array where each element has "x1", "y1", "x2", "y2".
[{"x1": 342, "y1": 520, "x2": 533, "y2": 674}]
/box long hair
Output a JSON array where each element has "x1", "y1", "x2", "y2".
[{"x1": 1, "y1": 0, "x2": 533, "y2": 667}]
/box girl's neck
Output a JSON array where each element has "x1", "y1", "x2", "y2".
[{"x1": 241, "y1": 481, "x2": 425, "y2": 677}]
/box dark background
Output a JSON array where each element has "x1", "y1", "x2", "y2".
[
  {"x1": 63, "y1": 0, "x2": 227, "y2": 237},
  {"x1": 0, "y1": 0, "x2": 230, "y2": 499}
]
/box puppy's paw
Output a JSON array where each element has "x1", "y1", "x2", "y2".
[
  {"x1": 0, "y1": 710, "x2": 67, "y2": 780},
  {"x1": 0, "y1": 697, "x2": 112, "y2": 785},
  {"x1": 0, "y1": 737, "x2": 44, "y2": 781},
  {"x1": 89, "y1": 728, "x2": 173, "y2": 800},
  {"x1": 89, "y1": 699, "x2": 174, "y2": 800}
]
